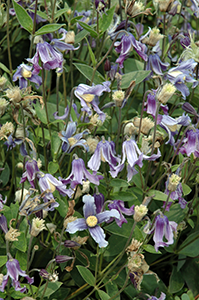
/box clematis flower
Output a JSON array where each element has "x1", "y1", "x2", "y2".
[
  {"x1": 108, "y1": 200, "x2": 134, "y2": 227},
  {"x1": 144, "y1": 89, "x2": 169, "y2": 118},
  {"x1": 148, "y1": 292, "x2": 166, "y2": 300},
  {"x1": 114, "y1": 33, "x2": 148, "y2": 68},
  {"x1": 0, "y1": 215, "x2": 8, "y2": 233},
  {"x1": 20, "y1": 158, "x2": 40, "y2": 188},
  {"x1": 113, "y1": 138, "x2": 161, "y2": 182},
  {"x1": 146, "y1": 54, "x2": 169, "y2": 78},
  {"x1": 164, "y1": 177, "x2": 187, "y2": 209},
  {"x1": 178, "y1": 129, "x2": 199, "y2": 157},
  {"x1": 50, "y1": 29, "x2": 79, "y2": 53},
  {"x1": 88, "y1": 137, "x2": 121, "y2": 175},
  {"x1": 147, "y1": 213, "x2": 177, "y2": 251},
  {"x1": 165, "y1": 59, "x2": 198, "y2": 99},
  {"x1": 13, "y1": 63, "x2": 42, "y2": 89},
  {"x1": 58, "y1": 121, "x2": 89, "y2": 153},
  {"x1": 60, "y1": 155, "x2": 103, "y2": 189},
  {"x1": 74, "y1": 81, "x2": 111, "y2": 122},
  {"x1": 66, "y1": 194, "x2": 120, "y2": 248},
  {"x1": 0, "y1": 194, "x2": 7, "y2": 211},
  {"x1": 0, "y1": 257, "x2": 34, "y2": 293}
]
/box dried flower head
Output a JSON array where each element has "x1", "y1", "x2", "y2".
[
  {"x1": 112, "y1": 90, "x2": 125, "y2": 107},
  {"x1": 157, "y1": 83, "x2": 176, "y2": 104},
  {"x1": 0, "y1": 273, "x2": 4, "y2": 285},
  {"x1": 154, "y1": 0, "x2": 174, "y2": 11},
  {"x1": 0, "y1": 76, "x2": 7, "y2": 89},
  {"x1": 0, "y1": 122, "x2": 14, "y2": 140},
  {"x1": 15, "y1": 189, "x2": 29, "y2": 203},
  {"x1": 86, "y1": 136, "x2": 99, "y2": 153},
  {"x1": 167, "y1": 174, "x2": 181, "y2": 192},
  {"x1": 125, "y1": 0, "x2": 152, "y2": 17},
  {"x1": 134, "y1": 204, "x2": 148, "y2": 222},
  {"x1": 124, "y1": 122, "x2": 138, "y2": 136},
  {"x1": 5, "y1": 219, "x2": 21, "y2": 241},
  {"x1": 49, "y1": 271, "x2": 59, "y2": 282},
  {"x1": 30, "y1": 217, "x2": 46, "y2": 237},
  {"x1": 126, "y1": 238, "x2": 143, "y2": 255},
  {"x1": 64, "y1": 31, "x2": 75, "y2": 44},
  {"x1": 133, "y1": 117, "x2": 154, "y2": 135},
  {"x1": 6, "y1": 86, "x2": 22, "y2": 105},
  {"x1": 46, "y1": 223, "x2": 57, "y2": 233},
  {"x1": 0, "y1": 97, "x2": 9, "y2": 116},
  {"x1": 71, "y1": 236, "x2": 89, "y2": 249},
  {"x1": 142, "y1": 27, "x2": 164, "y2": 47}
]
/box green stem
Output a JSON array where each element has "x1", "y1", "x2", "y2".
[
  {"x1": 116, "y1": 107, "x2": 122, "y2": 153},
  {"x1": 6, "y1": 0, "x2": 12, "y2": 75},
  {"x1": 27, "y1": 236, "x2": 34, "y2": 271},
  {"x1": 41, "y1": 65, "x2": 51, "y2": 137}
]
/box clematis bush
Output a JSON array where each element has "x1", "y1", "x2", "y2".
[{"x1": 0, "y1": 0, "x2": 199, "y2": 299}]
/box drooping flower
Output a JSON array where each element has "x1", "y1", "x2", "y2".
[
  {"x1": 74, "y1": 81, "x2": 111, "y2": 122},
  {"x1": 146, "y1": 54, "x2": 169, "y2": 79},
  {"x1": 147, "y1": 292, "x2": 166, "y2": 300},
  {"x1": 114, "y1": 33, "x2": 148, "y2": 68},
  {"x1": 20, "y1": 159, "x2": 40, "y2": 188},
  {"x1": 108, "y1": 200, "x2": 134, "y2": 227},
  {"x1": 0, "y1": 257, "x2": 34, "y2": 293},
  {"x1": 87, "y1": 137, "x2": 121, "y2": 175},
  {"x1": 164, "y1": 175, "x2": 187, "y2": 209},
  {"x1": 50, "y1": 29, "x2": 79, "y2": 53},
  {"x1": 113, "y1": 138, "x2": 161, "y2": 182},
  {"x1": 178, "y1": 129, "x2": 199, "y2": 157},
  {"x1": 66, "y1": 194, "x2": 120, "y2": 248},
  {"x1": 60, "y1": 155, "x2": 103, "y2": 190},
  {"x1": 58, "y1": 121, "x2": 89, "y2": 153},
  {"x1": 13, "y1": 63, "x2": 42, "y2": 89},
  {"x1": 147, "y1": 213, "x2": 177, "y2": 251}
]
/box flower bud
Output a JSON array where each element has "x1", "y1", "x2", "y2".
[
  {"x1": 55, "y1": 255, "x2": 74, "y2": 263},
  {"x1": 64, "y1": 240, "x2": 81, "y2": 248},
  {"x1": 104, "y1": 59, "x2": 111, "y2": 72}
]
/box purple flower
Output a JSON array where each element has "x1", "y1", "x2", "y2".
[
  {"x1": 94, "y1": 192, "x2": 105, "y2": 214},
  {"x1": 108, "y1": 200, "x2": 134, "y2": 227},
  {"x1": 144, "y1": 90, "x2": 169, "y2": 118},
  {"x1": 50, "y1": 29, "x2": 79, "y2": 53},
  {"x1": 148, "y1": 292, "x2": 166, "y2": 300},
  {"x1": 55, "y1": 255, "x2": 74, "y2": 263},
  {"x1": 27, "y1": 39, "x2": 63, "y2": 72},
  {"x1": 178, "y1": 129, "x2": 199, "y2": 157},
  {"x1": 74, "y1": 81, "x2": 111, "y2": 122},
  {"x1": 60, "y1": 156, "x2": 103, "y2": 189},
  {"x1": 0, "y1": 215, "x2": 8, "y2": 233},
  {"x1": 0, "y1": 194, "x2": 7, "y2": 211},
  {"x1": 0, "y1": 257, "x2": 34, "y2": 293},
  {"x1": 20, "y1": 159, "x2": 40, "y2": 188},
  {"x1": 166, "y1": 59, "x2": 198, "y2": 99},
  {"x1": 114, "y1": 33, "x2": 148, "y2": 68},
  {"x1": 87, "y1": 137, "x2": 121, "y2": 175},
  {"x1": 13, "y1": 63, "x2": 42, "y2": 89},
  {"x1": 66, "y1": 194, "x2": 120, "y2": 248},
  {"x1": 58, "y1": 122, "x2": 89, "y2": 153},
  {"x1": 148, "y1": 214, "x2": 177, "y2": 251},
  {"x1": 113, "y1": 138, "x2": 161, "y2": 182},
  {"x1": 146, "y1": 54, "x2": 169, "y2": 78}
]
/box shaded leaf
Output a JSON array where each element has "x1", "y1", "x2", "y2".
[
  {"x1": 76, "y1": 265, "x2": 95, "y2": 286},
  {"x1": 73, "y1": 63, "x2": 105, "y2": 84},
  {"x1": 98, "y1": 290, "x2": 110, "y2": 300},
  {"x1": 35, "y1": 24, "x2": 65, "y2": 36},
  {"x1": 169, "y1": 266, "x2": 184, "y2": 293},
  {"x1": 0, "y1": 256, "x2": 7, "y2": 267},
  {"x1": 38, "y1": 281, "x2": 62, "y2": 298}
]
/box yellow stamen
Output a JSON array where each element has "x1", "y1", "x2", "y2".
[{"x1": 86, "y1": 215, "x2": 98, "y2": 227}]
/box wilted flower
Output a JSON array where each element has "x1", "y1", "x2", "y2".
[
  {"x1": 0, "y1": 257, "x2": 34, "y2": 293},
  {"x1": 125, "y1": 0, "x2": 152, "y2": 17},
  {"x1": 88, "y1": 137, "x2": 121, "y2": 176},
  {"x1": 13, "y1": 63, "x2": 42, "y2": 89},
  {"x1": 134, "y1": 204, "x2": 148, "y2": 222},
  {"x1": 141, "y1": 27, "x2": 164, "y2": 47},
  {"x1": 5, "y1": 86, "x2": 22, "y2": 105},
  {"x1": 60, "y1": 155, "x2": 103, "y2": 190},
  {"x1": 0, "y1": 122, "x2": 14, "y2": 140},
  {"x1": 58, "y1": 122, "x2": 89, "y2": 153},
  {"x1": 21, "y1": 159, "x2": 40, "y2": 188},
  {"x1": 167, "y1": 174, "x2": 181, "y2": 192},
  {"x1": 148, "y1": 213, "x2": 177, "y2": 251},
  {"x1": 86, "y1": 136, "x2": 99, "y2": 153},
  {"x1": 156, "y1": 83, "x2": 176, "y2": 104},
  {"x1": 0, "y1": 98, "x2": 9, "y2": 117},
  {"x1": 5, "y1": 219, "x2": 21, "y2": 241},
  {"x1": 133, "y1": 117, "x2": 154, "y2": 135},
  {"x1": 66, "y1": 194, "x2": 120, "y2": 248},
  {"x1": 0, "y1": 76, "x2": 7, "y2": 89}
]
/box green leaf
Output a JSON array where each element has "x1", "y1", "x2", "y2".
[
  {"x1": 0, "y1": 162, "x2": 10, "y2": 187},
  {"x1": 54, "y1": 8, "x2": 69, "y2": 19},
  {"x1": 51, "y1": 131, "x2": 61, "y2": 159},
  {"x1": 36, "y1": 10, "x2": 48, "y2": 20},
  {"x1": 70, "y1": 16, "x2": 83, "y2": 24},
  {"x1": 99, "y1": 6, "x2": 115, "y2": 34},
  {"x1": 104, "y1": 280, "x2": 120, "y2": 300},
  {"x1": 120, "y1": 70, "x2": 151, "y2": 89},
  {"x1": 38, "y1": 282, "x2": 62, "y2": 298},
  {"x1": 111, "y1": 191, "x2": 136, "y2": 202},
  {"x1": 104, "y1": 235, "x2": 127, "y2": 257},
  {"x1": 181, "y1": 294, "x2": 191, "y2": 300},
  {"x1": 73, "y1": 63, "x2": 105, "y2": 84},
  {"x1": 76, "y1": 265, "x2": 95, "y2": 286},
  {"x1": 142, "y1": 244, "x2": 161, "y2": 254},
  {"x1": 110, "y1": 178, "x2": 128, "y2": 188},
  {"x1": 0, "y1": 256, "x2": 7, "y2": 267},
  {"x1": 105, "y1": 218, "x2": 134, "y2": 238},
  {"x1": 77, "y1": 21, "x2": 98, "y2": 37},
  {"x1": 178, "y1": 231, "x2": 199, "y2": 257},
  {"x1": 48, "y1": 161, "x2": 59, "y2": 174},
  {"x1": 147, "y1": 190, "x2": 173, "y2": 202},
  {"x1": 35, "y1": 24, "x2": 65, "y2": 36},
  {"x1": 181, "y1": 182, "x2": 192, "y2": 196},
  {"x1": 56, "y1": 197, "x2": 68, "y2": 218},
  {"x1": 13, "y1": 232, "x2": 27, "y2": 252},
  {"x1": 169, "y1": 266, "x2": 184, "y2": 293},
  {"x1": 166, "y1": 203, "x2": 188, "y2": 223},
  {"x1": 12, "y1": 0, "x2": 33, "y2": 33},
  {"x1": 75, "y1": 29, "x2": 89, "y2": 43},
  {"x1": 35, "y1": 101, "x2": 47, "y2": 124},
  {"x1": 98, "y1": 290, "x2": 110, "y2": 300},
  {"x1": 85, "y1": 37, "x2": 96, "y2": 67},
  {"x1": 0, "y1": 62, "x2": 10, "y2": 74},
  {"x1": 181, "y1": 259, "x2": 199, "y2": 296}
]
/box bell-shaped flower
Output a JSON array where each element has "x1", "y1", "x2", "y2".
[
  {"x1": 114, "y1": 33, "x2": 148, "y2": 68},
  {"x1": 165, "y1": 59, "x2": 198, "y2": 99},
  {"x1": 13, "y1": 63, "x2": 42, "y2": 89},
  {"x1": 147, "y1": 213, "x2": 177, "y2": 251},
  {"x1": 58, "y1": 121, "x2": 89, "y2": 153},
  {"x1": 87, "y1": 137, "x2": 121, "y2": 176},
  {"x1": 108, "y1": 200, "x2": 134, "y2": 227},
  {"x1": 178, "y1": 129, "x2": 199, "y2": 157},
  {"x1": 0, "y1": 257, "x2": 34, "y2": 293},
  {"x1": 60, "y1": 155, "x2": 103, "y2": 189},
  {"x1": 74, "y1": 81, "x2": 111, "y2": 122},
  {"x1": 146, "y1": 54, "x2": 169, "y2": 79},
  {"x1": 144, "y1": 90, "x2": 169, "y2": 118},
  {"x1": 50, "y1": 29, "x2": 79, "y2": 53},
  {"x1": 66, "y1": 194, "x2": 120, "y2": 248},
  {"x1": 20, "y1": 158, "x2": 40, "y2": 188},
  {"x1": 113, "y1": 138, "x2": 161, "y2": 182}
]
